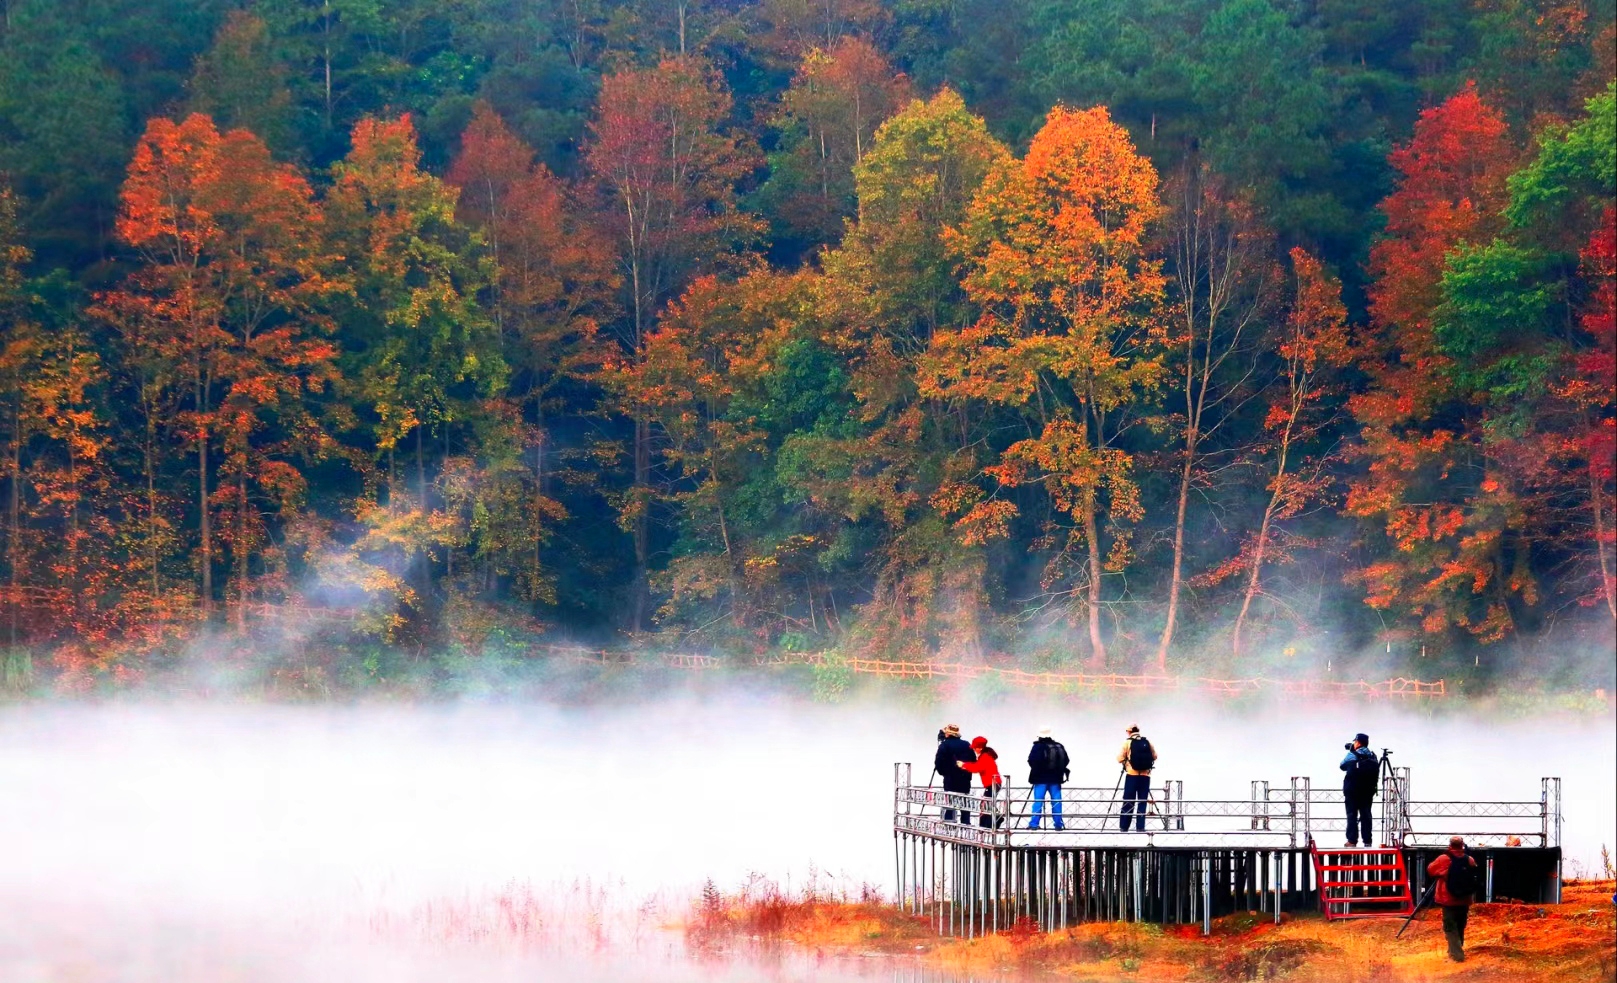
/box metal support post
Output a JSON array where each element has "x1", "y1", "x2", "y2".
[
  {"x1": 1273, "y1": 851, "x2": 1281, "y2": 924},
  {"x1": 1485, "y1": 856, "x2": 1494, "y2": 903},
  {"x1": 1202, "y1": 852, "x2": 1213, "y2": 936}
]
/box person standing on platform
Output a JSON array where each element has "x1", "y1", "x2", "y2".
[
  {"x1": 934, "y1": 724, "x2": 975, "y2": 824},
  {"x1": 1025, "y1": 726, "x2": 1068, "y2": 830},
  {"x1": 1340, "y1": 733, "x2": 1379, "y2": 846},
  {"x1": 1116, "y1": 725, "x2": 1156, "y2": 831},
  {"x1": 959, "y1": 736, "x2": 1003, "y2": 829},
  {"x1": 1426, "y1": 836, "x2": 1480, "y2": 961}
]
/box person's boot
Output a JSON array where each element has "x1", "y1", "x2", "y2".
[{"x1": 1448, "y1": 938, "x2": 1465, "y2": 962}]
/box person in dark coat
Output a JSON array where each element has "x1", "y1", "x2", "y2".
[
  {"x1": 1025, "y1": 725, "x2": 1068, "y2": 830},
  {"x1": 934, "y1": 724, "x2": 975, "y2": 824},
  {"x1": 1340, "y1": 732, "x2": 1378, "y2": 847},
  {"x1": 1426, "y1": 836, "x2": 1479, "y2": 961}
]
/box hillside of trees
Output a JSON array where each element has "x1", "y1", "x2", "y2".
[{"x1": 0, "y1": 0, "x2": 1612, "y2": 690}]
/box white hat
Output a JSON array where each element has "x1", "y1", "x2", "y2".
[{"x1": 1037, "y1": 725, "x2": 1053, "y2": 738}]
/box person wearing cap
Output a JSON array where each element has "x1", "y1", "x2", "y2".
[
  {"x1": 1340, "y1": 732, "x2": 1379, "y2": 847},
  {"x1": 1025, "y1": 726, "x2": 1069, "y2": 830},
  {"x1": 1426, "y1": 836, "x2": 1479, "y2": 961},
  {"x1": 959, "y1": 736, "x2": 1003, "y2": 829},
  {"x1": 1116, "y1": 725, "x2": 1157, "y2": 832},
  {"x1": 934, "y1": 724, "x2": 976, "y2": 824}
]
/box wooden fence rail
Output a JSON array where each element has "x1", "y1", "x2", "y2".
[{"x1": 556, "y1": 649, "x2": 1445, "y2": 698}]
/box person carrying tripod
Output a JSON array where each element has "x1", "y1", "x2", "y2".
[
  {"x1": 1426, "y1": 836, "x2": 1480, "y2": 961},
  {"x1": 1340, "y1": 732, "x2": 1379, "y2": 847},
  {"x1": 1116, "y1": 725, "x2": 1156, "y2": 831}
]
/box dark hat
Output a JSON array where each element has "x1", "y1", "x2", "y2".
[{"x1": 1354, "y1": 733, "x2": 1369, "y2": 744}]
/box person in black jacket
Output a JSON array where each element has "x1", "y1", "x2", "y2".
[
  {"x1": 1339, "y1": 732, "x2": 1379, "y2": 847},
  {"x1": 1025, "y1": 725, "x2": 1069, "y2": 830},
  {"x1": 934, "y1": 724, "x2": 975, "y2": 824}
]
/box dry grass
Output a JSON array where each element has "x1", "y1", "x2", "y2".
[{"x1": 694, "y1": 879, "x2": 1616, "y2": 982}]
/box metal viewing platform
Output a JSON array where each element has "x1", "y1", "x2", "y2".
[{"x1": 891, "y1": 762, "x2": 1562, "y2": 936}]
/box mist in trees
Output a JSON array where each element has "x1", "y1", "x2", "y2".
[{"x1": 0, "y1": 0, "x2": 1612, "y2": 690}]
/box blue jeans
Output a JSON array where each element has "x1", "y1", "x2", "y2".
[
  {"x1": 1029, "y1": 783, "x2": 1063, "y2": 829},
  {"x1": 1121, "y1": 773, "x2": 1151, "y2": 830}
]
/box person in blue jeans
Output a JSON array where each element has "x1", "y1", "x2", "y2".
[{"x1": 1025, "y1": 725, "x2": 1069, "y2": 829}]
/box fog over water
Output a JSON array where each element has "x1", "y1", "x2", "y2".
[{"x1": 1, "y1": 689, "x2": 1611, "y2": 981}]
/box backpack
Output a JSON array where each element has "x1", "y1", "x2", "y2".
[
  {"x1": 1349, "y1": 748, "x2": 1379, "y2": 796},
  {"x1": 1043, "y1": 740, "x2": 1070, "y2": 780},
  {"x1": 1445, "y1": 853, "x2": 1479, "y2": 901},
  {"x1": 1128, "y1": 736, "x2": 1156, "y2": 772}
]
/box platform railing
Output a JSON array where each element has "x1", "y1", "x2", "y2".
[{"x1": 896, "y1": 764, "x2": 1562, "y2": 850}]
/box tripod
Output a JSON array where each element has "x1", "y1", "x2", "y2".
[
  {"x1": 1111, "y1": 766, "x2": 1171, "y2": 832},
  {"x1": 1378, "y1": 747, "x2": 1410, "y2": 846}
]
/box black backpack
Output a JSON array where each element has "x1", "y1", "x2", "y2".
[
  {"x1": 1350, "y1": 748, "x2": 1379, "y2": 795},
  {"x1": 1043, "y1": 740, "x2": 1070, "y2": 780},
  {"x1": 1128, "y1": 736, "x2": 1156, "y2": 772},
  {"x1": 1445, "y1": 852, "x2": 1479, "y2": 901}
]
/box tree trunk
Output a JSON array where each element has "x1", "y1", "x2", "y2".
[
  {"x1": 6, "y1": 392, "x2": 18, "y2": 647},
  {"x1": 631, "y1": 411, "x2": 649, "y2": 632},
  {"x1": 1082, "y1": 485, "x2": 1107, "y2": 669},
  {"x1": 235, "y1": 472, "x2": 247, "y2": 634},
  {"x1": 1234, "y1": 435, "x2": 1291, "y2": 659},
  {"x1": 1591, "y1": 460, "x2": 1616, "y2": 619},
  {"x1": 1156, "y1": 431, "x2": 1195, "y2": 672},
  {"x1": 628, "y1": 247, "x2": 650, "y2": 633}
]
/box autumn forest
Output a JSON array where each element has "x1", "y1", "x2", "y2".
[{"x1": 0, "y1": 0, "x2": 1612, "y2": 691}]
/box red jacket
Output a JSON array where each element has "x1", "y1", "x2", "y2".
[
  {"x1": 1426, "y1": 850, "x2": 1477, "y2": 907},
  {"x1": 960, "y1": 749, "x2": 1002, "y2": 788}
]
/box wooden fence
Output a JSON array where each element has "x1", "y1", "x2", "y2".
[{"x1": 557, "y1": 648, "x2": 1445, "y2": 698}]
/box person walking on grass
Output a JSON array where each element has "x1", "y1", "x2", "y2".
[
  {"x1": 1116, "y1": 725, "x2": 1156, "y2": 831},
  {"x1": 1426, "y1": 836, "x2": 1480, "y2": 961},
  {"x1": 1340, "y1": 733, "x2": 1379, "y2": 847},
  {"x1": 959, "y1": 736, "x2": 1003, "y2": 829},
  {"x1": 934, "y1": 724, "x2": 975, "y2": 825},
  {"x1": 1026, "y1": 726, "x2": 1069, "y2": 830}
]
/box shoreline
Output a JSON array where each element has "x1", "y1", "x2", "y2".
[{"x1": 688, "y1": 880, "x2": 1616, "y2": 981}]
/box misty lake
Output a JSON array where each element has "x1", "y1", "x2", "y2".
[{"x1": 1, "y1": 691, "x2": 1611, "y2": 981}]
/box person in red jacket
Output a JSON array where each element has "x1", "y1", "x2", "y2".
[
  {"x1": 960, "y1": 737, "x2": 1003, "y2": 829},
  {"x1": 1426, "y1": 836, "x2": 1480, "y2": 961}
]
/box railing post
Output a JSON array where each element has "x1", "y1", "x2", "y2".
[
  {"x1": 1302, "y1": 777, "x2": 1312, "y2": 844},
  {"x1": 1250, "y1": 781, "x2": 1261, "y2": 831},
  {"x1": 1288, "y1": 778, "x2": 1297, "y2": 847},
  {"x1": 1201, "y1": 852, "x2": 1212, "y2": 936},
  {"x1": 1552, "y1": 777, "x2": 1562, "y2": 850},
  {"x1": 1540, "y1": 777, "x2": 1549, "y2": 847},
  {"x1": 1261, "y1": 781, "x2": 1271, "y2": 831}
]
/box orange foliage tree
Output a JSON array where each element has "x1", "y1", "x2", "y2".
[
  {"x1": 447, "y1": 103, "x2": 616, "y2": 604},
  {"x1": 97, "y1": 114, "x2": 340, "y2": 628},
  {"x1": 1227, "y1": 249, "x2": 1352, "y2": 657},
  {"x1": 927, "y1": 105, "x2": 1168, "y2": 668},
  {"x1": 1347, "y1": 85, "x2": 1524, "y2": 644},
  {"x1": 771, "y1": 36, "x2": 911, "y2": 244},
  {"x1": 584, "y1": 56, "x2": 761, "y2": 630}
]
